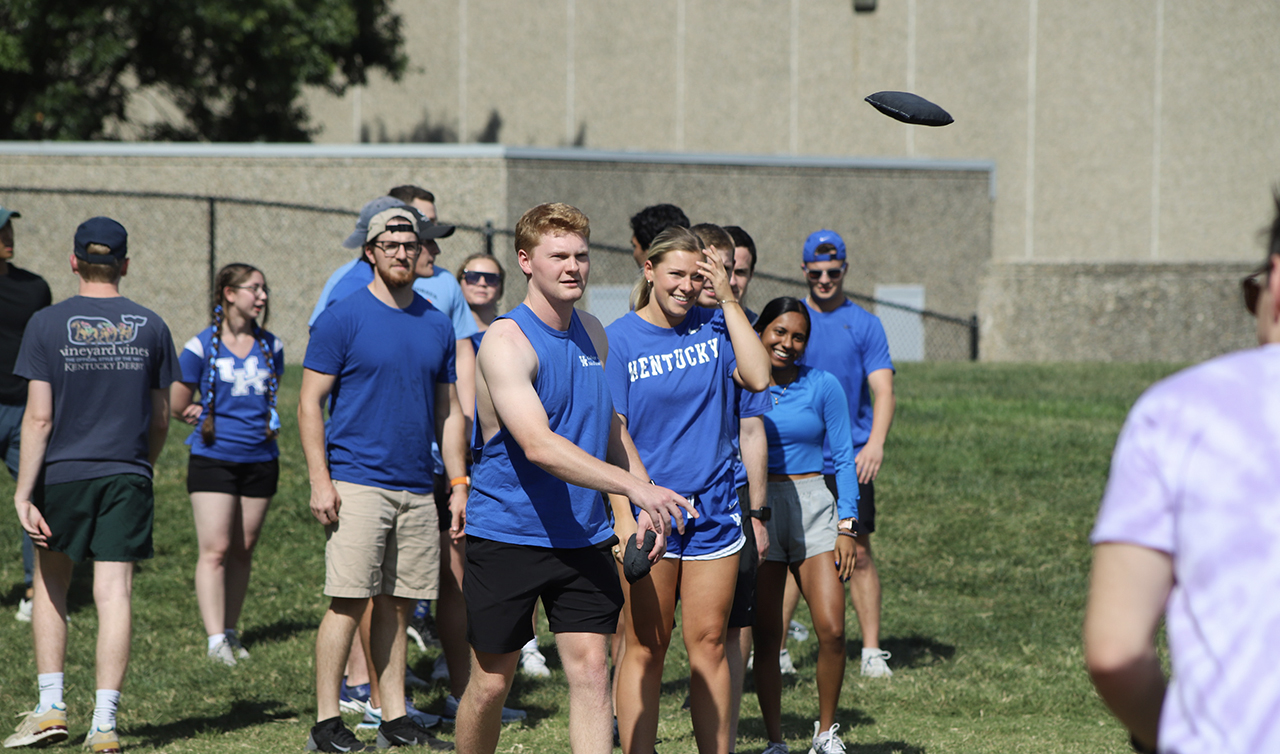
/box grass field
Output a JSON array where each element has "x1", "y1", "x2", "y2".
[{"x1": 0, "y1": 361, "x2": 1182, "y2": 753}]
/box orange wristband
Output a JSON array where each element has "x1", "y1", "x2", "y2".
[{"x1": 450, "y1": 475, "x2": 470, "y2": 488}]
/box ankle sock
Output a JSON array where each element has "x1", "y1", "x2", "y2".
[
  {"x1": 208, "y1": 634, "x2": 227, "y2": 651},
  {"x1": 36, "y1": 673, "x2": 64, "y2": 712},
  {"x1": 92, "y1": 689, "x2": 121, "y2": 731}
]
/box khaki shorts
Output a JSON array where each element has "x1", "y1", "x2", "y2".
[{"x1": 325, "y1": 481, "x2": 440, "y2": 599}]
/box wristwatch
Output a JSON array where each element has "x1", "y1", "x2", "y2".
[
  {"x1": 746, "y1": 507, "x2": 772, "y2": 522},
  {"x1": 837, "y1": 518, "x2": 862, "y2": 537}
]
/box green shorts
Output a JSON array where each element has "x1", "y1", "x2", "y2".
[{"x1": 35, "y1": 474, "x2": 155, "y2": 562}]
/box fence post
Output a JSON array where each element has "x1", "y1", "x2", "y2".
[
  {"x1": 969, "y1": 314, "x2": 979, "y2": 361},
  {"x1": 483, "y1": 220, "x2": 494, "y2": 256},
  {"x1": 208, "y1": 197, "x2": 217, "y2": 293}
]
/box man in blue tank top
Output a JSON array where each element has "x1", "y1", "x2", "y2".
[{"x1": 455, "y1": 203, "x2": 696, "y2": 754}]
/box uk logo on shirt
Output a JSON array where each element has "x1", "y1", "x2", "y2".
[{"x1": 216, "y1": 356, "x2": 271, "y2": 396}]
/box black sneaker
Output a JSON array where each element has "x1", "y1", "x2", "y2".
[
  {"x1": 376, "y1": 716, "x2": 454, "y2": 750},
  {"x1": 306, "y1": 717, "x2": 371, "y2": 752}
]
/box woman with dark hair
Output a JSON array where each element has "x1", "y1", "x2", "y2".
[
  {"x1": 752, "y1": 296, "x2": 861, "y2": 754},
  {"x1": 171, "y1": 263, "x2": 283, "y2": 666},
  {"x1": 606, "y1": 226, "x2": 770, "y2": 754}
]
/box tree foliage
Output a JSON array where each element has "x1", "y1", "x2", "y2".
[{"x1": 0, "y1": 0, "x2": 405, "y2": 141}]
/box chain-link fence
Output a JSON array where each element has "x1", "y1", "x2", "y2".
[{"x1": 1, "y1": 187, "x2": 977, "y2": 361}]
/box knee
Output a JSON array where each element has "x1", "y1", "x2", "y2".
[{"x1": 198, "y1": 544, "x2": 231, "y2": 566}]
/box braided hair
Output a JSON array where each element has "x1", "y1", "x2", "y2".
[{"x1": 201, "y1": 263, "x2": 275, "y2": 444}]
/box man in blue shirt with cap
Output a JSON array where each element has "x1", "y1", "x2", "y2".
[{"x1": 799, "y1": 229, "x2": 897, "y2": 679}]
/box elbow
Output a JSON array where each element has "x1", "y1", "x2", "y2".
[{"x1": 741, "y1": 371, "x2": 771, "y2": 393}]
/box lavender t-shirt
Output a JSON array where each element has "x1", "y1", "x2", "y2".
[{"x1": 1092, "y1": 344, "x2": 1280, "y2": 754}]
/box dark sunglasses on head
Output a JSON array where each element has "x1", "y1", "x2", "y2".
[
  {"x1": 463, "y1": 270, "x2": 501, "y2": 286},
  {"x1": 805, "y1": 265, "x2": 846, "y2": 282},
  {"x1": 1242, "y1": 264, "x2": 1270, "y2": 315}
]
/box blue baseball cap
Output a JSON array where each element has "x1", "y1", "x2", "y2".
[
  {"x1": 0, "y1": 206, "x2": 20, "y2": 227},
  {"x1": 343, "y1": 196, "x2": 411, "y2": 249},
  {"x1": 73, "y1": 217, "x2": 129, "y2": 262},
  {"x1": 803, "y1": 229, "x2": 847, "y2": 263}
]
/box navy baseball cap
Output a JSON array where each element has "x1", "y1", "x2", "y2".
[
  {"x1": 73, "y1": 217, "x2": 129, "y2": 262},
  {"x1": 0, "y1": 206, "x2": 20, "y2": 227},
  {"x1": 803, "y1": 229, "x2": 847, "y2": 263}
]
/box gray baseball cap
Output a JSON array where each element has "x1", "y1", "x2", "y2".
[
  {"x1": 343, "y1": 196, "x2": 411, "y2": 249},
  {"x1": 0, "y1": 206, "x2": 20, "y2": 227}
]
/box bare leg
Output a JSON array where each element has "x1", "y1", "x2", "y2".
[
  {"x1": 456, "y1": 648, "x2": 518, "y2": 754},
  {"x1": 556, "y1": 632, "x2": 613, "y2": 754},
  {"x1": 356, "y1": 599, "x2": 383, "y2": 709},
  {"x1": 346, "y1": 623, "x2": 371, "y2": 686},
  {"x1": 438, "y1": 532, "x2": 470, "y2": 697},
  {"x1": 223, "y1": 495, "x2": 271, "y2": 631},
  {"x1": 781, "y1": 569, "x2": 802, "y2": 634},
  {"x1": 847, "y1": 534, "x2": 881, "y2": 650},
  {"x1": 369, "y1": 595, "x2": 412, "y2": 720},
  {"x1": 33, "y1": 549, "x2": 73, "y2": 675},
  {"x1": 93, "y1": 561, "x2": 135, "y2": 691},
  {"x1": 616, "y1": 558, "x2": 679, "y2": 754},
  {"x1": 190, "y1": 492, "x2": 237, "y2": 637},
  {"x1": 793, "y1": 553, "x2": 846, "y2": 731},
  {"x1": 753, "y1": 562, "x2": 789, "y2": 744},
  {"x1": 316, "y1": 597, "x2": 365, "y2": 721},
  {"x1": 726, "y1": 626, "x2": 752, "y2": 746},
  {"x1": 610, "y1": 561, "x2": 627, "y2": 714},
  {"x1": 681, "y1": 555, "x2": 739, "y2": 754}
]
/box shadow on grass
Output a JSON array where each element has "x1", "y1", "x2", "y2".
[
  {"x1": 847, "y1": 743, "x2": 924, "y2": 753},
  {"x1": 846, "y1": 634, "x2": 955, "y2": 671},
  {"x1": 128, "y1": 699, "x2": 296, "y2": 748},
  {"x1": 737, "y1": 706, "x2": 876, "y2": 743},
  {"x1": 241, "y1": 619, "x2": 318, "y2": 647}
]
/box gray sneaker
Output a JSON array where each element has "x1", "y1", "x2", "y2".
[
  {"x1": 208, "y1": 638, "x2": 237, "y2": 667},
  {"x1": 224, "y1": 631, "x2": 250, "y2": 660},
  {"x1": 808, "y1": 722, "x2": 845, "y2": 754},
  {"x1": 860, "y1": 649, "x2": 893, "y2": 678}
]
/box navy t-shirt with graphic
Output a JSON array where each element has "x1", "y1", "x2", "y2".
[
  {"x1": 303, "y1": 288, "x2": 456, "y2": 495},
  {"x1": 179, "y1": 326, "x2": 285, "y2": 463},
  {"x1": 14, "y1": 296, "x2": 178, "y2": 485}
]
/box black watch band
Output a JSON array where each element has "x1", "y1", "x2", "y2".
[{"x1": 747, "y1": 507, "x2": 771, "y2": 522}]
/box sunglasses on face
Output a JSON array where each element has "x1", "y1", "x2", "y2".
[
  {"x1": 805, "y1": 265, "x2": 846, "y2": 282},
  {"x1": 462, "y1": 270, "x2": 501, "y2": 286},
  {"x1": 1242, "y1": 264, "x2": 1270, "y2": 315}
]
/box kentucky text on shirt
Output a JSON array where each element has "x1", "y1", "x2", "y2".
[{"x1": 626, "y1": 336, "x2": 720, "y2": 382}]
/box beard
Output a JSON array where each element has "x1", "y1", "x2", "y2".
[{"x1": 382, "y1": 264, "x2": 414, "y2": 289}]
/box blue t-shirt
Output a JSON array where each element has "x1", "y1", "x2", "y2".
[
  {"x1": 309, "y1": 259, "x2": 479, "y2": 341},
  {"x1": 179, "y1": 326, "x2": 285, "y2": 463},
  {"x1": 605, "y1": 307, "x2": 738, "y2": 498},
  {"x1": 303, "y1": 289, "x2": 456, "y2": 494},
  {"x1": 763, "y1": 366, "x2": 860, "y2": 520},
  {"x1": 467, "y1": 305, "x2": 614, "y2": 548},
  {"x1": 800, "y1": 298, "x2": 894, "y2": 473},
  {"x1": 469, "y1": 329, "x2": 485, "y2": 354},
  {"x1": 731, "y1": 381, "x2": 772, "y2": 490}
]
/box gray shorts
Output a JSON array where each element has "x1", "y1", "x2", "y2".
[{"x1": 764, "y1": 476, "x2": 837, "y2": 564}]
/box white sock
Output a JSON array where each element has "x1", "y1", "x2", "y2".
[
  {"x1": 208, "y1": 634, "x2": 226, "y2": 652},
  {"x1": 521, "y1": 638, "x2": 538, "y2": 653},
  {"x1": 92, "y1": 689, "x2": 121, "y2": 731},
  {"x1": 36, "y1": 673, "x2": 64, "y2": 712}
]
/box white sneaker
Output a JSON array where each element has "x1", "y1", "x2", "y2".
[
  {"x1": 746, "y1": 651, "x2": 753, "y2": 671},
  {"x1": 224, "y1": 630, "x2": 250, "y2": 660},
  {"x1": 762, "y1": 741, "x2": 790, "y2": 754},
  {"x1": 860, "y1": 648, "x2": 893, "y2": 678},
  {"x1": 207, "y1": 637, "x2": 237, "y2": 667},
  {"x1": 808, "y1": 722, "x2": 845, "y2": 754},
  {"x1": 789, "y1": 619, "x2": 810, "y2": 642},
  {"x1": 519, "y1": 639, "x2": 551, "y2": 678},
  {"x1": 779, "y1": 648, "x2": 797, "y2": 675},
  {"x1": 15, "y1": 598, "x2": 32, "y2": 622},
  {"x1": 431, "y1": 655, "x2": 450, "y2": 682}
]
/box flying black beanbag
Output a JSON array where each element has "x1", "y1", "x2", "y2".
[{"x1": 865, "y1": 91, "x2": 954, "y2": 126}]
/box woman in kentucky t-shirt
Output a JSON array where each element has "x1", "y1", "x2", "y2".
[
  {"x1": 172, "y1": 263, "x2": 283, "y2": 668},
  {"x1": 605, "y1": 226, "x2": 770, "y2": 754}
]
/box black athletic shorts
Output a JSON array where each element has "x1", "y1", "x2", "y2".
[
  {"x1": 187, "y1": 454, "x2": 278, "y2": 497},
  {"x1": 727, "y1": 486, "x2": 758, "y2": 628},
  {"x1": 36, "y1": 474, "x2": 154, "y2": 563},
  {"x1": 463, "y1": 534, "x2": 625, "y2": 654},
  {"x1": 824, "y1": 475, "x2": 876, "y2": 534}
]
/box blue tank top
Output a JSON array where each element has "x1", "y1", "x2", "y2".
[{"x1": 465, "y1": 304, "x2": 615, "y2": 548}]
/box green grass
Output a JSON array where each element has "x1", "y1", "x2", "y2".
[{"x1": 0, "y1": 362, "x2": 1183, "y2": 753}]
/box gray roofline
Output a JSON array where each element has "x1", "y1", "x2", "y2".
[{"x1": 0, "y1": 141, "x2": 997, "y2": 199}]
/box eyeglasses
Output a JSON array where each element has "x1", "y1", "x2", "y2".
[
  {"x1": 462, "y1": 270, "x2": 501, "y2": 286},
  {"x1": 1242, "y1": 264, "x2": 1269, "y2": 315},
  {"x1": 233, "y1": 284, "x2": 270, "y2": 296},
  {"x1": 373, "y1": 241, "x2": 421, "y2": 255},
  {"x1": 805, "y1": 265, "x2": 846, "y2": 282}
]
